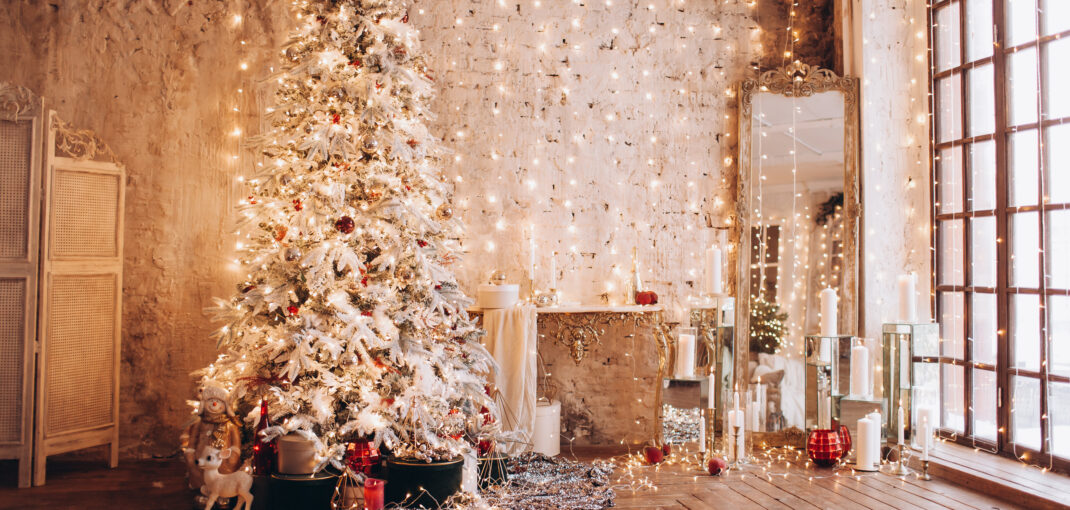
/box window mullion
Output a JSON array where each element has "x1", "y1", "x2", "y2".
[{"x1": 992, "y1": 0, "x2": 1011, "y2": 457}]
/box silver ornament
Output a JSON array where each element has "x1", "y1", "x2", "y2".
[
  {"x1": 284, "y1": 247, "x2": 301, "y2": 261},
  {"x1": 361, "y1": 135, "x2": 380, "y2": 154}
]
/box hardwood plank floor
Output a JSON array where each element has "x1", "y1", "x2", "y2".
[{"x1": 0, "y1": 448, "x2": 1032, "y2": 509}]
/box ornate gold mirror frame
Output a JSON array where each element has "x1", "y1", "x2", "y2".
[{"x1": 733, "y1": 63, "x2": 861, "y2": 397}]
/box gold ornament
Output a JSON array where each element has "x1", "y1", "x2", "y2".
[{"x1": 436, "y1": 204, "x2": 453, "y2": 220}]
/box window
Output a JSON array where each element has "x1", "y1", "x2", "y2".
[{"x1": 931, "y1": 0, "x2": 1070, "y2": 468}]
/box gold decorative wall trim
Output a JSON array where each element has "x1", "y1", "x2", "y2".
[{"x1": 52, "y1": 116, "x2": 119, "y2": 163}]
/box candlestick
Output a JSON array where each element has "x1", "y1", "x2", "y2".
[
  {"x1": 893, "y1": 443, "x2": 912, "y2": 476},
  {"x1": 921, "y1": 459, "x2": 932, "y2": 481},
  {"x1": 897, "y1": 273, "x2": 918, "y2": 323},
  {"x1": 820, "y1": 287, "x2": 838, "y2": 337}
]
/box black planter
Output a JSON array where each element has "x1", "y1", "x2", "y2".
[
  {"x1": 384, "y1": 457, "x2": 463, "y2": 509},
  {"x1": 250, "y1": 475, "x2": 271, "y2": 510},
  {"x1": 268, "y1": 471, "x2": 338, "y2": 510},
  {"x1": 478, "y1": 455, "x2": 509, "y2": 489}
]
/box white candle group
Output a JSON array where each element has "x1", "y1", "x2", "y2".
[
  {"x1": 675, "y1": 333, "x2": 696, "y2": 378},
  {"x1": 704, "y1": 246, "x2": 723, "y2": 295},
  {"x1": 820, "y1": 287, "x2": 838, "y2": 337},
  {"x1": 897, "y1": 273, "x2": 918, "y2": 323},
  {"x1": 849, "y1": 340, "x2": 872, "y2": 399}
]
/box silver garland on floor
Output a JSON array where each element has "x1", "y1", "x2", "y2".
[
  {"x1": 472, "y1": 452, "x2": 615, "y2": 509},
  {"x1": 661, "y1": 404, "x2": 701, "y2": 444}
]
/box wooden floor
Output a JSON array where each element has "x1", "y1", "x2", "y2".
[{"x1": 0, "y1": 448, "x2": 1031, "y2": 509}]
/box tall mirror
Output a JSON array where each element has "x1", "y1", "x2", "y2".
[{"x1": 734, "y1": 63, "x2": 860, "y2": 434}]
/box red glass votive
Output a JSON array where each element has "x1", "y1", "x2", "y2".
[{"x1": 364, "y1": 478, "x2": 385, "y2": 510}]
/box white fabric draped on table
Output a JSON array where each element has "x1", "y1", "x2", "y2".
[{"x1": 480, "y1": 304, "x2": 538, "y2": 455}]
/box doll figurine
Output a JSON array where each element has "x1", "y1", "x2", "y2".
[{"x1": 181, "y1": 382, "x2": 243, "y2": 494}]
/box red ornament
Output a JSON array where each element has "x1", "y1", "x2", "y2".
[
  {"x1": 478, "y1": 439, "x2": 494, "y2": 457},
  {"x1": 635, "y1": 290, "x2": 658, "y2": 305},
  {"x1": 417, "y1": 240, "x2": 428, "y2": 247},
  {"x1": 350, "y1": 59, "x2": 363, "y2": 68},
  {"x1": 252, "y1": 399, "x2": 277, "y2": 475},
  {"x1": 807, "y1": 428, "x2": 845, "y2": 467},
  {"x1": 346, "y1": 438, "x2": 381, "y2": 476},
  {"x1": 286, "y1": 305, "x2": 299, "y2": 316},
  {"x1": 707, "y1": 456, "x2": 728, "y2": 476},
  {"x1": 332, "y1": 113, "x2": 341, "y2": 124},
  {"x1": 838, "y1": 424, "x2": 852, "y2": 457},
  {"x1": 642, "y1": 445, "x2": 664, "y2": 465},
  {"x1": 335, "y1": 216, "x2": 355, "y2": 234},
  {"x1": 661, "y1": 444, "x2": 671, "y2": 456},
  {"x1": 402, "y1": 14, "x2": 409, "y2": 23},
  {"x1": 292, "y1": 199, "x2": 303, "y2": 211}
]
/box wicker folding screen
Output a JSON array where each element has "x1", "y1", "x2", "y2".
[
  {"x1": 0, "y1": 83, "x2": 45, "y2": 489},
  {"x1": 0, "y1": 83, "x2": 125, "y2": 487}
]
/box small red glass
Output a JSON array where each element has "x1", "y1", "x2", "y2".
[
  {"x1": 807, "y1": 428, "x2": 844, "y2": 467},
  {"x1": 364, "y1": 478, "x2": 385, "y2": 510},
  {"x1": 346, "y1": 438, "x2": 381, "y2": 476}
]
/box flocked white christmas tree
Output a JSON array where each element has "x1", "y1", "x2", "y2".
[{"x1": 194, "y1": 0, "x2": 499, "y2": 469}]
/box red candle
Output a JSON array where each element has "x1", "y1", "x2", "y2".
[{"x1": 364, "y1": 478, "x2": 385, "y2": 510}]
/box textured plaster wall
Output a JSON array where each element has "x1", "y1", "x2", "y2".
[{"x1": 0, "y1": 0, "x2": 849, "y2": 457}]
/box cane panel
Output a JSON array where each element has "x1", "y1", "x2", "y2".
[
  {"x1": 50, "y1": 169, "x2": 119, "y2": 259},
  {"x1": 0, "y1": 279, "x2": 26, "y2": 443},
  {"x1": 44, "y1": 274, "x2": 116, "y2": 435},
  {"x1": 0, "y1": 120, "x2": 31, "y2": 260}
]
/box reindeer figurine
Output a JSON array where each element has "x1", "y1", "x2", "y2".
[{"x1": 196, "y1": 447, "x2": 254, "y2": 510}]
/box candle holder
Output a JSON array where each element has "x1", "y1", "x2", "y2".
[
  {"x1": 920, "y1": 459, "x2": 932, "y2": 481},
  {"x1": 730, "y1": 423, "x2": 744, "y2": 466},
  {"x1": 882, "y1": 322, "x2": 939, "y2": 443},
  {"x1": 702, "y1": 407, "x2": 716, "y2": 465},
  {"x1": 804, "y1": 334, "x2": 854, "y2": 431},
  {"x1": 881, "y1": 443, "x2": 912, "y2": 476}
]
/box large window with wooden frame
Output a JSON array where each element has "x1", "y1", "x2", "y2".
[{"x1": 930, "y1": 0, "x2": 1070, "y2": 468}]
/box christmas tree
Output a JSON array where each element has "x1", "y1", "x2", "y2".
[{"x1": 194, "y1": 0, "x2": 498, "y2": 469}]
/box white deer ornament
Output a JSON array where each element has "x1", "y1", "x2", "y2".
[{"x1": 196, "y1": 447, "x2": 254, "y2": 510}]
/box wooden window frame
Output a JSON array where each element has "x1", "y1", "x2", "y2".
[{"x1": 929, "y1": 0, "x2": 1070, "y2": 473}]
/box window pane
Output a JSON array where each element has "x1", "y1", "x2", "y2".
[
  {"x1": 941, "y1": 291, "x2": 966, "y2": 358},
  {"x1": 968, "y1": 140, "x2": 997, "y2": 210},
  {"x1": 1010, "y1": 211, "x2": 1039, "y2": 287},
  {"x1": 1005, "y1": 0, "x2": 1038, "y2": 47},
  {"x1": 940, "y1": 219, "x2": 965, "y2": 286},
  {"x1": 1045, "y1": 38, "x2": 1070, "y2": 119},
  {"x1": 938, "y1": 145, "x2": 964, "y2": 213},
  {"x1": 1008, "y1": 129, "x2": 1039, "y2": 207},
  {"x1": 937, "y1": 75, "x2": 964, "y2": 143},
  {"x1": 914, "y1": 362, "x2": 941, "y2": 428},
  {"x1": 965, "y1": 0, "x2": 994, "y2": 62},
  {"x1": 1006, "y1": 48, "x2": 1039, "y2": 126},
  {"x1": 1048, "y1": 124, "x2": 1070, "y2": 204},
  {"x1": 1012, "y1": 376, "x2": 1041, "y2": 450},
  {"x1": 1050, "y1": 210, "x2": 1070, "y2": 289},
  {"x1": 967, "y1": 64, "x2": 996, "y2": 136},
  {"x1": 1051, "y1": 296, "x2": 1070, "y2": 377},
  {"x1": 1042, "y1": 0, "x2": 1070, "y2": 37},
  {"x1": 943, "y1": 364, "x2": 966, "y2": 432},
  {"x1": 970, "y1": 216, "x2": 997, "y2": 287},
  {"x1": 971, "y1": 292, "x2": 998, "y2": 364},
  {"x1": 973, "y1": 368, "x2": 997, "y2": 441},
  {"x1": 1011, "y1": 293, "x2": 1041, "y2": 370},
  {"x1": 1051, "y1": 381, "x2": 1070, "y2": 459},
  {"x1": 935, "y1": 3, "x2": 962, "y2": 72}
]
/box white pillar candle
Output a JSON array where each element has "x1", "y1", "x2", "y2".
[
  {"x1": 850, "y1": 342, "x2": 871, "y2": 399},
  {"x1": 820, "y1": 287, "x2": 838, "y2": 337},
  {"x1": 867, "y1": 411, "x2": 882, "y2": 466},
  {"x1": 856, "y1": 417, "x2": 877, "y2": 470},
  {"x1": 705, "y1": 246, "x2": 723, "y2": 295},
  {"x1": 897, "y1": 273, "x2": 918, "y2": 323},
  {"x1": 819, "y1": 337, "x2": 831, "y2": 364},
  {"x1": 675, "y1": 334, "x2": 696, "y2": 377},
  {"x1": 897, "y1": 403, "x2": 905, "y2": 445}
]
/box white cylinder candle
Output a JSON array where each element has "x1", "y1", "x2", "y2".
[
  {"x1": 897, "y1": 403, "x2": 905, "y2": 445},
  {"x1": 915, "y1": 406, "x2": 936, "y2": 450},
  {"x1": 897, "y1": 273, "x2": 918, "y2": 323},
  {"x1": 707, "y1": 374, "x2": 716, "y2": 408},
  {"x1": 820, "y1": 287, "x2": 838, "y2": 337},
  {"x1": 856, "y1": 417, "x2": 877, "y2": 470},
  {"x1": 699, "y1": 416, "x2": 706, "y2": 453},
  {"x1": 675, "y1": 334, "x2": 696, "y2": 378},
  {"x1": 850, "y1": 343, "x2": 871, "y2": 399},
  {"x1": 705, "y1": 246, "x2": 723, "y2": 295}
]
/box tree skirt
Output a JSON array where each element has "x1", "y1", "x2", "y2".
[{"x1": 477, "y1": 452, "x2": 615, "y2": 509}]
